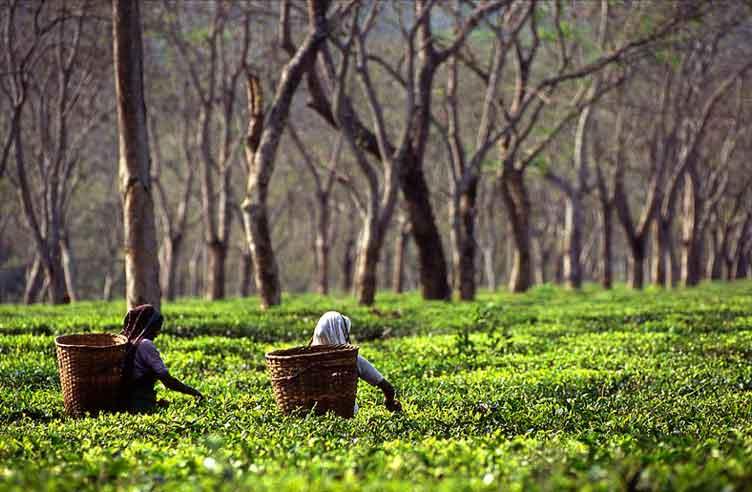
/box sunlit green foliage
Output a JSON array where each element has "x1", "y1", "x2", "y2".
[{"x1": 2, "y1": 282, "x2": 752, "y2": 490}]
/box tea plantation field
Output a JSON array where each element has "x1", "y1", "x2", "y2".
[{"x1": 3, "y1": 282, "x2": 752, "y2": 491}]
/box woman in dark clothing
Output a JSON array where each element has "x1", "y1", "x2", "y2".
[{"x1": 122, "y1": 304, "x2": 203, "y2": 412}]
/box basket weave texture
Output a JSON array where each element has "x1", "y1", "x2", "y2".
[
  {"x1": 55, "y1": 333, "x2": 127, "y2": 416},
  {"x1": 265, "y1": 344, "x2": 359, "y2": 418}
]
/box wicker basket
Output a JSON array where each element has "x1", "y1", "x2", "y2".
[
  {"x1": 55, "y1": 333, "x2": 128, "y2": 416},
  {"x1": 265, "y1": 344, "x2": 359, "y2": 418}
]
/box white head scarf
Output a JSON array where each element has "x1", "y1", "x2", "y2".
[{"x1": 312, "y1": 311, "x2": 352, "y2": 345}]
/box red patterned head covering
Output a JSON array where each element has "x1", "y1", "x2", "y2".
[{"x1": 122, "y1": 304, "x2": 163, "y2": 343}]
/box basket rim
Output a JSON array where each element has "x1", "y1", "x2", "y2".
[
  {"x1": 265, "y1": 343, "x2": 359, "y2": 361},
  {"x1": 55, "y1": 333, "x2": 127, "y2": 349}
]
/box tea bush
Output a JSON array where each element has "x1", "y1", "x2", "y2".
[{"x1": 2, "y1": 282, "x2": 752, "y2": 490}]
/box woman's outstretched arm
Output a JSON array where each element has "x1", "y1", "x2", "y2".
[
  {"x1": 358, "y1": 355, "x2": 402, "y2": 412},
  {"x1": 157, "y1": 372, "x2": 204, "y2": 399}
]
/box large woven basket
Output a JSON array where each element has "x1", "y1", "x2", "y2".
[
  {"x1": 55, "y1": 333, "x2": 128, "y2": 416},
  {"x1": 265, "y1": 344, "x2": 359, "y2": 418}
]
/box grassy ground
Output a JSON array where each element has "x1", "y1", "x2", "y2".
[{"x1": 2, "y1": 282, "x2": 752, "y2": 490}]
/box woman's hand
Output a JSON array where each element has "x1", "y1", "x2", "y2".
[
  {"x1": 385, "y1": 397, "x2": 402, "y2": 413},
  {"x1": 378, "y1": 379, "x2": 402, "y2": 413}
]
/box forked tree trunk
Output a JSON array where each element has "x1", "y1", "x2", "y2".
[
  {"x1": 242, "y1": 74, "x2": 280, "y2": 309},
  {"x1": 242, "y1": 0, "x2": 328, "y2": 308},
  {"x1": 500, "y1": 167, "x2": 533, "y2": 292},
  {"x1": 113, "y1": 0, "x2": 160, "y2": 310}
]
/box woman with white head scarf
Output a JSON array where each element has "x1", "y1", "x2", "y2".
[{"x1": 312, "y1": 311, "x2": 401, "y2": 413}]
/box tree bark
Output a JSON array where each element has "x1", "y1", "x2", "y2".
[
  {"x1": 499, "y1": 167, "x2": 533, "y2": 292},
  {"x1": 206, "y1": 240, "x2": 228, "y2": 300},
  {"x1": 60, "y1": 234, "x2": 78, "y2": 302},
  {"x1": 450, "y1": 176, "x2": 479, "y2": 300},
  {"x1": 628, "y1": 243, "x2": 646, "y2": 289},
  {"x1": 680, "y1": 171, "x2": 703, "y2": 286},
  {"x1": 113, "y1": 0, "x2": 161, "y2": 310},
  {"x1": 354, "y1": 217, "x2": 385, "y2": 305},
  {"x1": 342, "y1": 235, "x2": 355, "y2": 294},
  {"x1": 401, "y1": 156, "x2": 451, "y2": 300},
  {"x1": 392, "y1": 216, "x2": 410, "y2": 293},
  {"x1": 315, "y1": 193, "x2": 330, "y2": 295},
  {"x1": 162, "y1": 234, "x2": 183, "y2": 301},
  {"x1": 563, "y1": 193, "x2": 584, "y2": 289},
  {"x1": 24, "y1": 255, "x2": 44, "y2": 305},
  {"x1": 189, "y1": 242, "x2": 203, "y2": 298},
  {"x1": 242, "y1": 1, "x2": 329, "y2": 308},
  {"x1": 652, "y1": 218, "x2": 671, "y2": 287},
  {"x1": 239, "y1": 248, "x2": 254, "y2": 297},
  {"x1": 600, "y1": 203, "x2": 613, "y2": 289}
]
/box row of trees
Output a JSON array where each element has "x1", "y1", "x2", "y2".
[{"x1": 1, "y1": 0, "x2": 751, "y2": 307}]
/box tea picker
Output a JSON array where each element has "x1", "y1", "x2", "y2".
[
  {"x1": 265, "y1": 311, "x2": 402, "y2": 418},
  {"x1": 311, "y1": 311, "x2": 402, "y2": 414},
  {"x1": 121, "y1": 304, "x2": 203, "y2": 412}
]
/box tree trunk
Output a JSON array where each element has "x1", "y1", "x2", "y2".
[
  {"x1": 189, "y1": 243, "x2": 203, "y2": 298},
  {"x1": 113, "y1": 0, "x2": 160, "y2": 310},
  {"x1": 652, "y1": 218, "x2": 671, "y2": 287},
  {"x1": 315, "y1": 194, "x2": 330, "y2": 295},
  {"x1": 709, "y1": 229, "x2": 725, "y2": 280},
  {"x1": 628, "y1": 240, "x2": 646, "y2": 289},
  {"x1": 563, "y1": 193, "x2": 584, "y2": 289},
  {"x1": 239, "y1": 248, "x2": 254, "y2": 297},
  {"x1": 482, "y1": 246, "x2": 496, "y2": 291},
  {"x1": 736, "y1": 251, "x2": 750, "y2": 279},
  {"x1": 401, "y1": 158, "x2": 451, "y2": 300},
  {"x1": 24, "y1": 256, "x2": 44, "y2": 304},
  {"x1": 103, "y1": 271, "x2": 114, "y2": 301},
  {"x1": 206, "y1": 240, "x2": 228, "y2": 300},
  {"x1": 354, "y1": 217, "x2": 384, "y2": 306},
  {"x1": 162, "y1": 234, "x2": 183, "y2": 301},
  {"x1": 44, "y1": 242, "x2": 69, "y2": 304},
  {"x1": 500, "y1": 167, "x2": 533, "y2": 292},
  {"x1": 680, "y1": 173, "x2": 703, "y2": 287},
  {"x1": 60, "y1": 235, "x2": 78, "y2": 302},
  {"x1": 242, "y1": 1, "x2": 329, "y2": 308},
  {"x1": 342, "y1": 236, "x2": 355, "y2": 294},
  {"x1": 392, "y1": 217, "x2": 410, "y2": 293},
  {"x1": 600, "y1": 203, "x2": 613, "y2": 289},
  {"x1": 451, "y1": 177, "x2": 479, "y2": 300}
]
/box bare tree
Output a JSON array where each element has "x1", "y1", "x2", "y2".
[
  {"x1": 2, "y1": 1, "x2": 108, "y2": 304},
  {"x1": 160, "y1": 2, "x2": 255, "y2": 300},
  {"x1": 242, "y1": 0, "x2": 338, "y2": 308},
  {"x1": 322, "y1": 10, "x2": 400, "y2": 305},
  {"x1": 151, "y1": 109, "x2": 194, "y2": 301}
]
